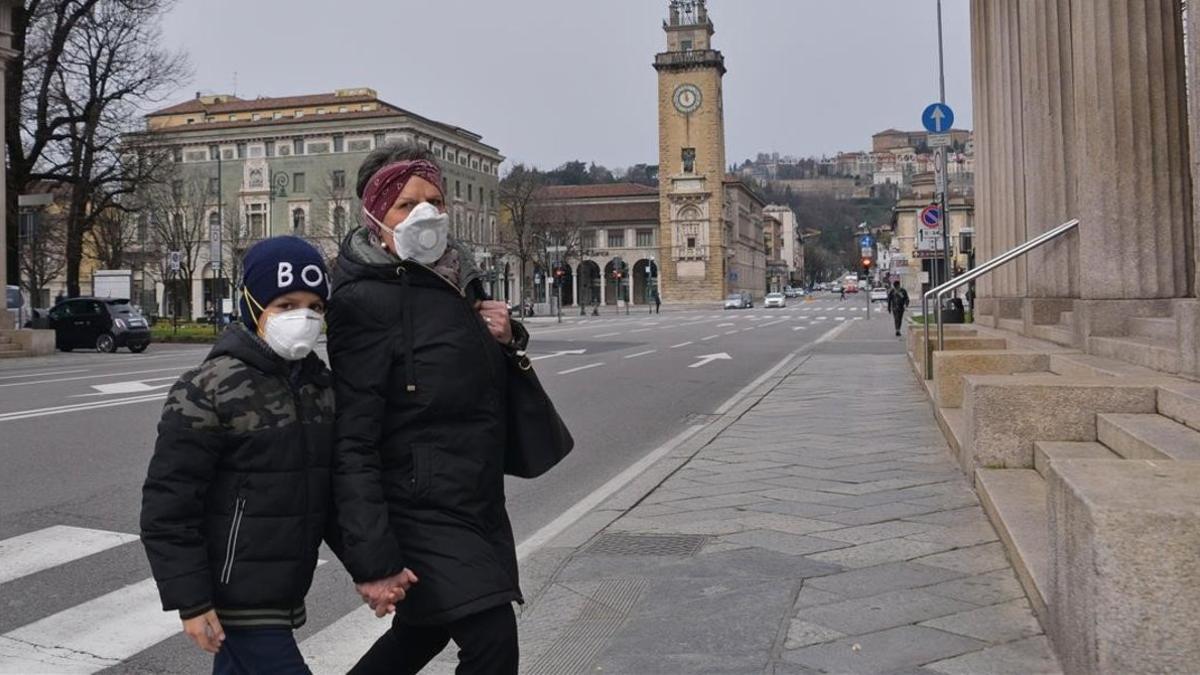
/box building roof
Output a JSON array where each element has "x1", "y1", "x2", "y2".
[
  {"x1": 148, "y1": 92, "x2": 381, "y2": 117},
  {"x1": 143, "y1": 89, "x2": 496, "y2": 152},
  {"x1": 539, "y1": 183, "x2": 659, "y2": 200}
]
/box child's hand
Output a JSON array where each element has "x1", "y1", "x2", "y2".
[{"x1": 182, "y1": 610, "x2": 225, "y2": 653}]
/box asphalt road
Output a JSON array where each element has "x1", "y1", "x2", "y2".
[{"x1": 0, "y1": 294, "x2": 883, "y2": 673}]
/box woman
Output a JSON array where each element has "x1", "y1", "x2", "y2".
[{"x1": 327, "y1": 143, "x2": 525, "y2": 674}]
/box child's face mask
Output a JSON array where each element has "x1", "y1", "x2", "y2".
[{"x1": 262, "y1": 308, "x2": 323, "y2": 360}]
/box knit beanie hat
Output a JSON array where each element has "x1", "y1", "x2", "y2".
[{"x1": 239, "y1": 236, "x2": 330, "y2": 331}]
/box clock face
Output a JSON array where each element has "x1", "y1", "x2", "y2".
[{"x1": 673, "y1": 84, "x2": 702, "y2": 115}]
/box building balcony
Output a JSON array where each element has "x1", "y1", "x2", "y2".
[
  {"x1": 653, "y1": 49, "x2": 725, "y2": 74},
  {"x1": 673, "y1": 245, "x2": 709, "y2": 260}
]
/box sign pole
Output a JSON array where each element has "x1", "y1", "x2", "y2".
[{"x1": 936, "y1": 0, "x2": 952, "y2": 298}]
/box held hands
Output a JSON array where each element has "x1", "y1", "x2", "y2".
[
  {"x1": 182, "y1": 609, "x2": 225, "y2": 654},
  {"x1": 476, "y1": 301, "x2": 513, "y2": 345},
  {"x1": 355, "y1": 568, "x2": 419, "y2": 618}
]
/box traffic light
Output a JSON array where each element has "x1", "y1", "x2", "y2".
[{"x1": 861, "y1": 257, "x2": 873, "y2": 279}]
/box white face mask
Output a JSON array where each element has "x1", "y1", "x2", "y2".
[
  {"x1": 365, "y1": 202, "x2": 449, "y2": 264},
  {"x1": 262, "y1": 308, "x2": 324, "y2": 360}
]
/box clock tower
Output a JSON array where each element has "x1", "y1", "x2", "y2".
[{"x1": 655, "y1": 0, "x2": 727, "y2": 302}]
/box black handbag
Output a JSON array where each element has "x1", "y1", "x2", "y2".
[{"x1": 504, "y1": 350, "x2": 574, "y2": 478}]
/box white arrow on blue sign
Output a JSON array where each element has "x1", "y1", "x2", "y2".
[{"x1": 922, "y1": 103, "x2": 955, "y2": 133}]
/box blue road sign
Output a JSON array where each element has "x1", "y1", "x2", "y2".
[
  {"x1": 861, "y1": 235, "x2": 874, "y2": 247},
  {"x1": 922, "y1": 103, "x2": 955, "y2": 133}
]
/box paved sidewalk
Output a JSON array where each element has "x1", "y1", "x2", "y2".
[{"x1": 515, "y1": 319, "x2": 1062, "y2": 674}]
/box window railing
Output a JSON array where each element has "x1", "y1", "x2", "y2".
[{"x1": 673, "y1": 245, "x2": 708, "y2": 260}]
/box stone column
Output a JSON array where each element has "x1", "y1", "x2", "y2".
[
  {"x1": 1071, "y1": 0, "x2": 1192, "y2": 299},
  {"x1": 1188, "y1": 2, "x2": 1200, "y2": 297},
  {"x1": 970, "y1": 0, "x2": 1028, "y2": 304},
  {"x1": 1019, "y1": 0, "x2": 1079, "y2": 299}
]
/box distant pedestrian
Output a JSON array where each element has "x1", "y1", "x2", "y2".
[
  {"x1": 839, "y1": 287, "x2": 846, "y2": 301},
  {"x1": 887, "y1": 280, "x2": 910, "y2": 337},
  {"x1": 652, "y1": 289, "x2": 661, "y2": 314},
  {"x1": 54, "y1": 291, "x2": 64, "y2": 305},
  {"x1": 140, "y1": 236, "x2": 359, "y2": 673}
]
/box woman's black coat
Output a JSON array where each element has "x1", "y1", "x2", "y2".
[{"x1": 326, "y1": 231, "x2": 521, "y2": 626}]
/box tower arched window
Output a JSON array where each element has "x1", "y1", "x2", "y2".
[{"x1": 292, "y1": 208, "x2": 306, "y2": 236}]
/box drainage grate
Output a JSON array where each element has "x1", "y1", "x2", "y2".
[{"x1": 584, "y1": 533, "x2": 709, "y2": 557}]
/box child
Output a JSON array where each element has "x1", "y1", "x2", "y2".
[{"x1": 141, "y1": 237, "x2": 357, "y2": 673}]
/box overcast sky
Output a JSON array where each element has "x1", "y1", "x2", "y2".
[{"x1": 159, "y1": 0, "x2": 972, "y2": 171}]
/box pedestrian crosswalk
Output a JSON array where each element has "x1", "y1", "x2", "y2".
[{"x1": 0, "y1": 525, "x2": 375, "y2": 674}]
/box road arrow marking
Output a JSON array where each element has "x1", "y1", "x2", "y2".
[
  {"x1": 531, "y1": 349, "x2": 588, "y2": 362},
  {"x1": 689, "y1": 353, "x2": 732, "y2": 369}
]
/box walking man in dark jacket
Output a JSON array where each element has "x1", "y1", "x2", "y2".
[
  {"x1": 327, "y1": 144, "x2": 527, "y2": 674},
  {"x1": 887, "y1": 280, "x2": 910, "y2": 336},
  {"x1": 141, "y1": 238, "x2": 385, "y2": 673}
]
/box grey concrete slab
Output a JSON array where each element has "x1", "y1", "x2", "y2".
[
  {"x1": 921, "y1": 569, "x2": 1028, "y2": 607},
  {"x1": 920, "y1": 598, "x2": 1044, "y2": 644},
  {"x1": 720, "y1": 529, "x2": 850, "y2": 556},
  {"x1": 784, "y1": 625, "x2": 988, "y2": 674},
  {"x1": 799, "y1": 589, "x2": 978, "y2": 636},
  {"x1": 924, "y1": 635, "x2": 1062, "y2": 674},
  {"x1": 805, "y1": 562, "x2": 968, "y2": 599},
  {"x1": 910, "y1": 542, "x2": 1012, "y2": 575},
  {"x1": 807, "y1": 537, "x2": 956, "y2": 569}
]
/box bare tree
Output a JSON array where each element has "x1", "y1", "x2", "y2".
[
  {"x1": 18, "y1": 210, "x2": 67, "y2": 308},
  {"x1": 497, "y1": 165, "x2": 547, "y2": 314},
  {"x1": 141, "y1": 169, "x2": 211, "y2": 319},
  {"x1": 218, "y1": 202, "x2": 251, "y2": 304},
  {"x1": 311, "y1": 169, "x2": 357, "y2": 261},
  {"x1": 87, "y1": 206, "x2": 139, "y2": 269},
  {"x1": 6, "y1": 0, "x2": 189, "y2": 295}
]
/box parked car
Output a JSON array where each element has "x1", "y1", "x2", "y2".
[
  {"x1": 724, "y1": 292, "x2": 753, "y2": 309},
  {"x1": 870, "y1": 287, "x2": 890, "y2": 303},
  {"x1": 830, "y1": 283, "x2": 843, "y2": 294},
  {"x1": 783, "y1": 287, "x2": 799, "y2": 298},
  {"x1": 764, "y1": 292, "x2": 786, "y2": 308},
  {"x1": 47, "y1": 297, "x2": 151, "y2": 353}
]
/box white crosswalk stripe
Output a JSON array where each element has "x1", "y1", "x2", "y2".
[
  {"x1": 0, "y1": 525, "x2": 138, "y2": 586},
  {"x1": 0, "y1": 577, "x2": 177, "y2": 673},
  {"x1": 0, "y1": 526, "x2": 354, "y2": 674}
]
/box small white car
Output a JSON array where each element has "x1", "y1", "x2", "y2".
[
  {"x1": 870, "y1": 287, "x2": 890, "y2": 303},
  {"x1": 764, "y1": 292, "x2": 786, "y2": 308}
]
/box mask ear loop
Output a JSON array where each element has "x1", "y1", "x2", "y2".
[{"x1": 243, "y1": 286, "x2": 268, "y2": 328}]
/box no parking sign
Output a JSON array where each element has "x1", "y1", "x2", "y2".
[{"x1": 919, "y1": 205, "x2": 941, "y2": 228}]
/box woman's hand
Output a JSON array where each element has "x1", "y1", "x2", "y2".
[
  {"x1": 476, "y1": 301, "x2": 513, "y2": 345},
  {"x1": 182, "y1": 609, "x2": 225, "y2": 654},
  {"x1": 356, "y1": 568, "x2": 420, "y2": 618}
]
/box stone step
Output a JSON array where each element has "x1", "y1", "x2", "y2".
[
  {"x1": 1157, "y1": 382, "x2": 1200, "y2": 433},
  {"x1": 976, "y1": 468, "x2": 1050, "y2": 622},
  {"x1": 1028, "y1": 323, "x2": 1075, "y2": 347},
  {"x1": 1087, "y1": 335, "x2": 1181, "y2": 374},
  {"x1": 937, "y1": 407, "x2": 967, "y2": 467},
  {"x1": 1061, "y1": 310, "x2": 1074, "y2": 326},
  {"x1": 0, "y1": 350, "x2": 32, "y2": 359},
  {"x1": 1127, "y1": 316, "x2": 1177, "y2": 342},
  {"x1": 1096, "y1": 413, "x2": 1200, "y2": 461},
  {"x1": 997, "y1": 317, "x2": 1024, "y2": 334},
  {"x1": 1033, "y1": 441, "x2": 1119, "y2": 479},
  {"x1": 0, "y1": 343, "x2": 22, "y2": 353},
  {"x1": 1047, "y1": 353, "x2": 1164, "y2": 379}
]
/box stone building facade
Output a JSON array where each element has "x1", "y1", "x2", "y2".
[{"x1": 135, "y1": 88, "x2": 503, "y2": 319}]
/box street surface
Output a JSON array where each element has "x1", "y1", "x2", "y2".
[{"x1": 0, "y1": 296, "x2": 878, "y2": 673}]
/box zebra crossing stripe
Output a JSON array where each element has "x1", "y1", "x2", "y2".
[
  {"x1": 0, "y1": 578, "x2": 177, "y2": 673},
  {"x1": 299, "y1": 606, "x2": 384, "y2": 675},
  {"x1": 0, "y1": 526, "x2": 139, "y2": 586}
]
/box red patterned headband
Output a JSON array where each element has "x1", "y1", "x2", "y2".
[{"x1": 360, "y1": 159, "x2": 444, "y2": 234}]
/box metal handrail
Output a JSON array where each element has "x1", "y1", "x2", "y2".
[{"x1": 921, "y1": 218, "x2": 1079, "y2": 379}]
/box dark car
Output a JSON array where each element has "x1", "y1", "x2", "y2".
[{"x1": 48, "y1": 297, "x2": 151, "y2": 353}]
